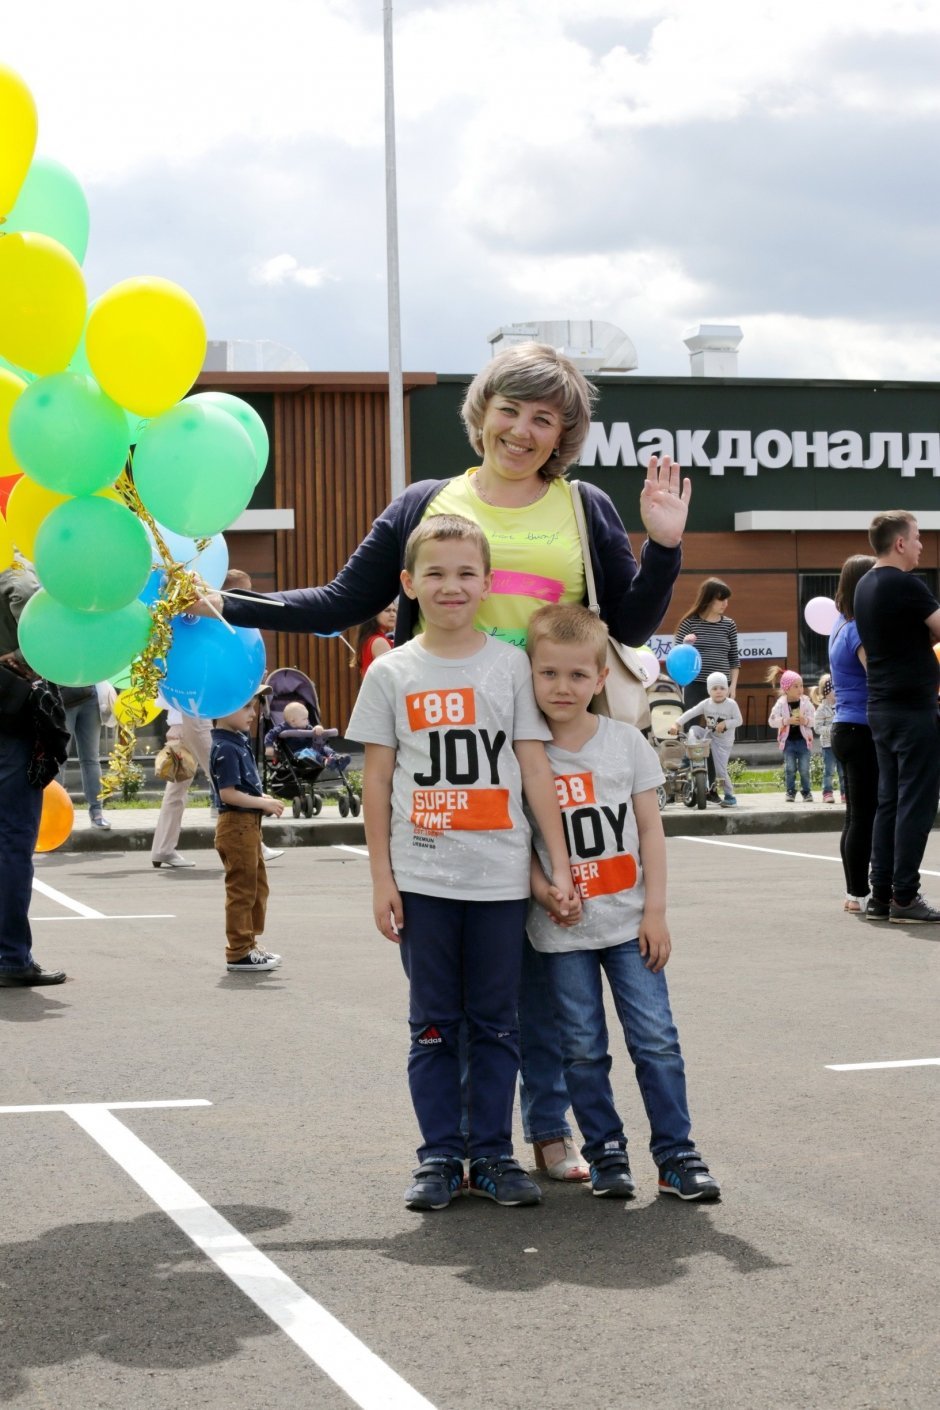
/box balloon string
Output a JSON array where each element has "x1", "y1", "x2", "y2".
[{"x1": 100, "y1": 464, "x2": 207, "y2": 801}]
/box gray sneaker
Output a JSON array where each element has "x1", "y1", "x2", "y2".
[{"x1": 889, "y1": 894, "x2": 940, "y2": 924}]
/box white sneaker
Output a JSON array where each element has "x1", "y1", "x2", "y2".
[
  {"x1": 151, "y1": 851, "x2": 196, "y2": 869},
  {"x1": 261, "y1": 844, "x2": 284, "y2": 862},
  {"x1": 227, "y1": 948, "x2": 282, "y2": 972}
]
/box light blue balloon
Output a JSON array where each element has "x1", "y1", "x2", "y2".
[
  {"x1": 5, "y1": 157, "x2": 90, "y2": 265},
  {"x1": 159, "y1": 616, "x2": 265, "y2": 719},
  {"x1": 145, "y1": 522, "x2": 229, "y2": 589},
  {"x1": 667, "y1": 643, "x2": 702, "y2": 688}
]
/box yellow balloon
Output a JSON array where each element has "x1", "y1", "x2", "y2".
[
  {"x1": 0, "y1": 366, "x2": 27, "y2": 475},
  {"x1": 0, "y1": 66, "x2": 37, "y2": 217},
  {"x1": 0, "y1": 232, "x2": 86, "y2": 375},
  {"x1": 114, "y1": 687, "x2": 161, "y2": 727},
  {"x1": 5, "y1": 475, "x2": 120, "y2": 559},
  {"x1": 0, "y1": 510, "x2": 14, "y2": 570},
  {"x1": 86, "y1": 277, "x2": 207, "y2": 417}
]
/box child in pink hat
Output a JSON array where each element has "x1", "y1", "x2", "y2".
[{"x1": 767, "y1": 667, "x2": 815, "y2": 802}]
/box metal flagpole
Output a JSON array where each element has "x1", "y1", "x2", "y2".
[{"x1": 383, "y1": 0, "x2": 406, "y2": 499}]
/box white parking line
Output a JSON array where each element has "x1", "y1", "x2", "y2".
[
  {"x1": 31, "y1": 877, "x2": 104, "y2": 918},
  {"x1": 675, "y1": 837, "x2": 842, "y2": 863},
  {"x1": 827, "y1": 1058, "x2": 940, "y2": 1071},
  {"x1": 2, "y1": 1100, "x2": 436, "y2": 1410},
  {"x1": 333, "y1": 845, "x2": 369, "y2": 858},
  {"x1": 33, "y1": 914, "x2": 176, "y2": 921},
  {"x1": 675, "y1": 835, "x2": 940, "y2": 876}
]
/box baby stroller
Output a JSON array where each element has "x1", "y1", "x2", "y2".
[
  {"x1": 259, "y1": 667, "x2": 361, "y2": 819},
  {"x1": 646, "y1": 676, "x2": 710, "y2": 811}
]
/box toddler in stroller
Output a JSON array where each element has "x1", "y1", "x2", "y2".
[{"x1": 261, "y1": 667, "x2": 361, "y2": 819}]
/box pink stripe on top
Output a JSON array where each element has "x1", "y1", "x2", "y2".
[{"x1": 489, "y1": 569, "x2": 565, "y2": 603}]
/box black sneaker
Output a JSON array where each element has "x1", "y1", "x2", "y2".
[
  {"x1": 589, "y1": 1150, "x2": 636, "y2": 1199},
  {"x1": 865, "y1": 897, "x2": 891, "y2": 921},
  {"x1": 889, "y1": 894, "x2": 940, "y2": 924},
  {"x1": 404, "y1": 1157, "x2": 465, "y2": 1211},
  {"x1": 469, "y1": 1155, "x2": 542, "y2": 1206},
  {"x1": 658, "y1": 1153, "x2": 721, "y2": 1201}
]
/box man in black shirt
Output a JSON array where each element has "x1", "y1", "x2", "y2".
[{"x1": 854, "y1": 511, "x2": 940, "y2": 922}]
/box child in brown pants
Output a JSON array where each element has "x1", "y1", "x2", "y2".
[{"x1": 210, "y1": 693, "x2": 285, "y2": 972}]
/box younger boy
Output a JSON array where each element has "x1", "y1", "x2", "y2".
[
  {"x1": 669, "y1": 670, "x2": 742, "y2": 808},
  {"x1": 264, "y1": 701, "x2": 351, "y2": 769},
  {"x1": 211, "y1": 691, "x2": 285, "y2": 973},
  {"x1": 526, "y1": 604, "x2": 720, "y2": 1201},
  {"x1": 347, "y1": 515, "x2": 577, "y2": 1212}
]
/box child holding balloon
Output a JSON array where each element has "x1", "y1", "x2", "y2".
[
  {"x1": 767, "y1": 667, "x2": 815, "y2": 802},
  {"x1": 811, "y1": 674, "x2": 845, "y2": 804}
]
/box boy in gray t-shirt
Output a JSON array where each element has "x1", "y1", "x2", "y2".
[
  {"x1": 526, "y1": 604, "x2": 720, "y2": 1202},
  {"x1": 347, "y1": 515, "x2": 575, "y2": 1213}
]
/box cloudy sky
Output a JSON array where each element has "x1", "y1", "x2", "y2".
[{"x1": 6, "y1": 0, "x2": 940, "y2": 379}]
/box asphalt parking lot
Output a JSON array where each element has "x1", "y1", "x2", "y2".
[{"x1": 3, "y1": 831, "x2": 939, "y2": 1410}]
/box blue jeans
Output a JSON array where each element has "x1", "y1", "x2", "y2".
[
  {"x1": 65, "y1": 694, "x2": 104, "y2": 815},
  {"x1": 518, "y1": 937, "x2": 573, "y2": 1143},
  {"x1": 821, "y1": 746, "x2": 844, "y2": 797},
  {"x1": 0, "y1": 730, "x2": 44, "y2": 974},
  {"x1": 867, "y1": 704, "x2": 940, "y2": 906},
  {"x1": 783, "y1": 737, "x2": 811, "y2": 798},
  {"x1": 398, "y1": 892, "x2": 527, "y2": 1163},
  {"x1": 541, "y1": 939, "x2": 694, "y2": 1166}
]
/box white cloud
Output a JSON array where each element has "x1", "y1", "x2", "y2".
[{"x1": 251, "y1": 254, "x2": 333, "y2": 289}]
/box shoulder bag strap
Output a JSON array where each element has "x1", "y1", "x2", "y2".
[{"x1": 568, "y1": 481, "x2": 600, "y2": 615}]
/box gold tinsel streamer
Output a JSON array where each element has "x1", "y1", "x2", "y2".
[{"x1": 99, "y1": 468, "x2": 206, "y2": 800}]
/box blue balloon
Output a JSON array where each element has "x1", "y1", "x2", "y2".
[
  {"x1": 145, "y1": 522, "x2": 230, "y2": 589},
  {"x1": 667, "y1": 643, "x2": 702, "y2": 688},
  {"x1": 159, "y1": 616, "x2": 265, "y2": 719},
  {"x1": 139, "y1": 567, "x2": 166, "y2": 607}
]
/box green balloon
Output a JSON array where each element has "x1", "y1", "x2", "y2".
[
  {"x1": 18, "y1": 591, "x2": 151, "y2": 686},
  {"x1": 5, "y1": 157, "x2": 90, "y2": 265},
  {"x1": 187, "y1": 391, "x2": 269, "y2": 482},
  {"x1": 9, "y1": 372, "x2": 130, "y2": 495},
  {"x1": 133, "y1": 402, "x2": 257, "y2": 537},
  {"x1": 34, "y1": 496, "x2": 152, "y2": 611}
]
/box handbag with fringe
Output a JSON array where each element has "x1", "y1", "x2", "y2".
[{"x1": 153, "y1": 742, "x2": 197, "y2": 783}]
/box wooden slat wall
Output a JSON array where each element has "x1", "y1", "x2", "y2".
[{"x1": 270, "y1": 387, "x2": 397, "y2": 733}]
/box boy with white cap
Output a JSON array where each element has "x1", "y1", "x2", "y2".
[{"x1": 670, "y1": 671, "x2": 743, "y2": 808}]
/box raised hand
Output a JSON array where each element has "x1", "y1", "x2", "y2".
[{"x1": 640, "y1": 455, "x2": 692, "y2": 548}]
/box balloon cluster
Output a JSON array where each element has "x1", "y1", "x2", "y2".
[{"x1": 0, "y1": 66, "x2": 269, "y2": 795}]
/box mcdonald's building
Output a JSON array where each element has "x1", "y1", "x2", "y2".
[{"x1": 206, "y1": 365, "x2": 940, "y2": 739}]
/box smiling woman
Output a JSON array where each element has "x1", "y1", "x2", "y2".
[{"x1": 218, "y1": 340, "x2": 691, "y2": 1182}]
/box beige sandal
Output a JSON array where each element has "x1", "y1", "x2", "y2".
[{"x1": 532, "y1": 1136, "x2": 589, "y2": 1182}]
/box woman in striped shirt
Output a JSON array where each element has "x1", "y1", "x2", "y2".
[{"x1": 673, "y1": 578, "x2": 740, "y2": 712}]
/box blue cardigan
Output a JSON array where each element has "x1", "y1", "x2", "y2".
[{"x1": 223, "y1": 477, "x2": 682, "y2": 647}]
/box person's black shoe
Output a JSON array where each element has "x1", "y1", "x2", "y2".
[
  {"x1": 469, "y1": 1155, "x2": 542, "y2": 1205},
  {"x1": 865, "y1": 897, "x2": 891, "y2": 921},
  {"x1": 404, "y1": 1157, "x2": 464, "y2": 1211},
  {"x1": 589, "y1": 1150, "x2": 636, "y2": 1199},
  {"x1": 658, "y1": 1152, "x2": 721, "y2": 1201},
  {"x1": 0, "y1": 962, "x2": 67, "y2": 987},
  {"x1": 889, "y1": 894, "x2": 940, "y2": 924}
]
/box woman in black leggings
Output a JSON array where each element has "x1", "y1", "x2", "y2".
[{"x1": 828, "y1": 554, "x2": 878, "y2": 912}]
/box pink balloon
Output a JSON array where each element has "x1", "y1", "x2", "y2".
[{"x1": 804, "y1": 596, "x2": 839, "y2": 636}]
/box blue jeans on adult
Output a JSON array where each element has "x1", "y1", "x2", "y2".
[
  {"x1": 518, "y1": 937, "x2": 574, "y2": 1143},
  {"x1": 541, "y1": 939, "x2": 694, "y2": 1166},
  {"x1": 867, "y1": 704, "x2": 940, "y2": 906},
  {"x1": 65, "y1": 694, "x2": 104, "y2": 817},
  {"x1": 783, "y1": 737, "x2": 811, "y2": 798},
  {"x1": 0, "y1": 730, "x2": 44, "y2": 974},
  {"x1": 398, "y1": 892, "x2": 527, "y2": 1163}
]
